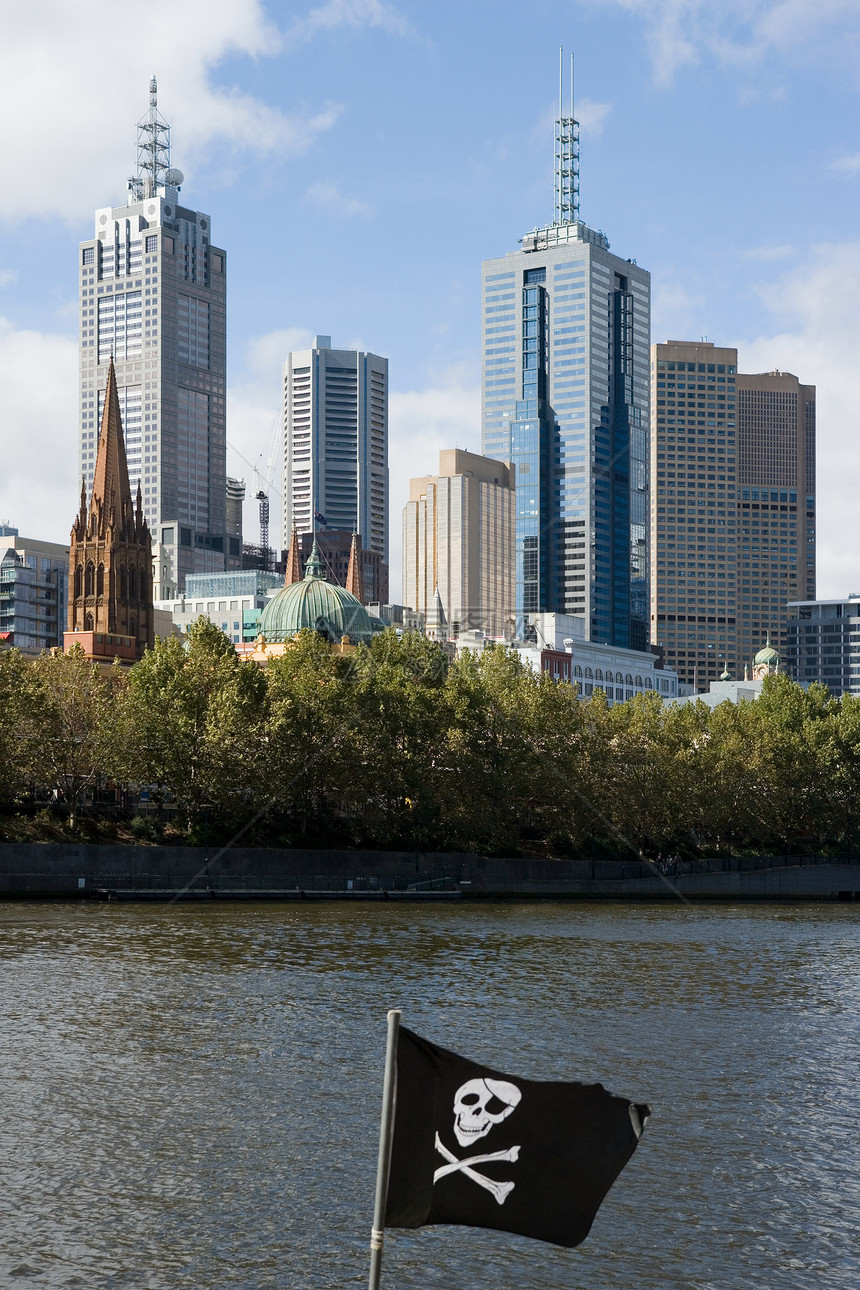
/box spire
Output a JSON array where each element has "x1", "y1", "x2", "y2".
[
  {"x1": 304, "y1": 536, "x2": 324, "y2": 580},
  {"x1": 345, "y1": 531, "x2": 363, "y2": 602},
  {"x1": 426, "y1": 586, "x2": 447, "y2": 639},
  {"x1": 284, "y1": 522, "x2": 301, "y2": 585},
  {"x1": 90, "y1": 359, "x2": 134, "y2": 535},
  {"x1": 128, "y1": 75, "x2": 180, "y2": 202},
  {"x1": 554, "y1": 47, "x2": 580, "y2": 226}
]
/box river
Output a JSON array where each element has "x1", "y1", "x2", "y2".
[{"x1": 1, "y1": 901, "x2": 858, "y2": 1289}]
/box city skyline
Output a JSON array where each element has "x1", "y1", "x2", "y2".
[{"x1": 1, "y1": 3, "x2": 859, "y2": 602}]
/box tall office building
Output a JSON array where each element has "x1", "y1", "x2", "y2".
[
  {"x1": 281, "y1": 335, "x2": 388, "y2": 571},
  {"x1": 403, "y1": 449, "x2": 515, "y2": 638},
  {"x1": 651, "y1": 340, "x2": 815, "y2": 688},
  {"x1": 481, "y1": 63, "x2": 650, "y2": 648},
  {"x1": 77, "y1": 78, "x2": 230, "y2": 600}
]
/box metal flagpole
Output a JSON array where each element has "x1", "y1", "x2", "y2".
[{"x1": 368, "y1": 1009, "x2": 401, "y2": 1290}]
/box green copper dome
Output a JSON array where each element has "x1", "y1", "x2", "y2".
[
  {"x1": 754, "y1": 635, "x2": 779, "y2": 666},
  {"x1": 258, "y1": 538, "x2": 374, "y2": 645}
]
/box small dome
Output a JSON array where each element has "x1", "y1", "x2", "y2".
[
  {"x1": 754, "y1": 635, "x2": 779, "y2": 666},
  {"x1": 258, "y1": 538, "x2": 374, "y2": 645}
]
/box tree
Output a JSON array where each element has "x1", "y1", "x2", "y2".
[
  {"x1": 26, "y1": 645, "x2": 118, "y2": 826},
  {"x1": 347, "y1": 630, "x2": 452, "y2": 849},
  {"x1": 0, "y1": 648, "x2": 40, "y2": 805},
  {"x1": 261, "y1": 628, "x2": 364, "y2": 842},
  {"x1": 114, "y1": 618, "x2": 267, "y2": 833}
]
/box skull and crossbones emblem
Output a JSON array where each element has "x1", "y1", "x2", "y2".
[{"x1": 433, "y1": 1078, "x2": 522, "y2": 1205}]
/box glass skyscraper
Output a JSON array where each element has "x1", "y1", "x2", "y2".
[
  {"x1": 77, "y1": 79, "x2": 230, "y2": 599},
  {"x1": 481, "y1": 92, "x2": 651, "y2": 648}
]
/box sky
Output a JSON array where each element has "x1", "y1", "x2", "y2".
[{"x1": 1, "y1": 0, "x2": 859, "y2": 602}]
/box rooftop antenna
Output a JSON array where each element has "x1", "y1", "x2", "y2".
[
  {"x1": 129, "y1": 76, "x2": 173, "y2": 201},
  {"x1": 554, "y1": 46, "x2": 580, "y2": 226}
]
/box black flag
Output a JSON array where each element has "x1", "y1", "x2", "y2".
[{"x1": 385, "y1": 1026, "x2": 649, "y2": 1249}]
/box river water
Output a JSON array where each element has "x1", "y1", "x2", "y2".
[{"x1": 1, "y1": 901, "x2": 858, "y2": 1289}]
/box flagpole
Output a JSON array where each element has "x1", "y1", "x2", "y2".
[{"x1": 368, "y1": 1008, "x2": 401, "y2": 1290}]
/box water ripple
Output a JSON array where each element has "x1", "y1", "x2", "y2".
[{"x1": 1, "y1": 902, "x2": 858, "y2": 1288}]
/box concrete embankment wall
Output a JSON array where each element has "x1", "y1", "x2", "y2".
[{"x1": 1, "y1": 843, "x2": 860, "y2": 900}]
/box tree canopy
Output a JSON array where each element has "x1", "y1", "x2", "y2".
[{"x1": 2, "y1": 625, "x2": 857, "y2": 858}]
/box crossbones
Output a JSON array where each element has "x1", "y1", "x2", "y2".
[{"x1": 433, "y1": 1132, "x2": 520, "y2": 1205}]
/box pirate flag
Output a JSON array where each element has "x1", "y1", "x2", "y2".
[{"x1": 384, "y1": 1026, "x2": 649, "y2": 1249}]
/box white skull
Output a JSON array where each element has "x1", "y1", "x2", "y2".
[{"x1": 452, "y1": 1078, "x2": 522, "y2": 1147}]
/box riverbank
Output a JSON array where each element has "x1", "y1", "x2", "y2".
[{"x1": 1, "y1": 842, "x2": 859, "y2": 901}]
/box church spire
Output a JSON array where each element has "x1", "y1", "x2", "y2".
[
  {"x1": 66, "y1": 357, "x2": 153, "y2": 662},
  {"x1": 346, "y1": 531, "x2": 363, "y2": 603},
  {"x1": 91, "y1": 358, "x2": 134, "y2": 535},
  {"x1": 284, "y1": 522, "x2": 301, "y2": 585}
]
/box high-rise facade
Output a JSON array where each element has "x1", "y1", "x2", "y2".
[
  {"x1": 481, "y1": 79, "x2": 650, "y2": 648},
  {"x1": 651, "y1": 340, "x2": 815, "y2": 687},
  {"x1": 77, "y1": 78, "x2": 229, "y2": 600},
  {"x1": 0, "y1": 531, "x2": 69, "y2": 653},
  {"x1": 403, "y1": 449, "x2": 515, "y2": 638},
  {"x1": 281, "y1": 335, "x2": 388, "y2": 571},
  {"x1": 785, "y1": 596, "x2": 860, "y2": 696}
]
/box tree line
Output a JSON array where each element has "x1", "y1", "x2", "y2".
[{"x1": 1, "y1": 619, "x2": 859, "y2": 858}]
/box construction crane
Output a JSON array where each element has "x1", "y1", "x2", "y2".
[{"x1": 253, "y1": 420, "x2": 280, "y2": 569}]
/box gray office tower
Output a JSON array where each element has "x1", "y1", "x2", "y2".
[
  {"x1": 481, "y1": 66, "x2": 650, "y2": 647},
  {"x1": 282, "y1": 336, "x2": 388, "y2": 568},
  {"x1": 77, "y1": 78, "x2": 231, "y2": 599}
]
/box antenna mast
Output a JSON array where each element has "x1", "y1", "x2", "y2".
[
  {"x1": 130, "y1": 76, "x2": 171, "y2": 201},
  {"x1": 554, "y1": 47, "x2": 580, "y2": 225}
]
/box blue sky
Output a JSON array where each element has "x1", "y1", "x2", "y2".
[{"x1": 2, "y1": 0, "x2": 859, "y2": 600}]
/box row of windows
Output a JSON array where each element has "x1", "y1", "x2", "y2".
[{"x1": 657, "y1": 361, "x2": 736, "y2": 374}]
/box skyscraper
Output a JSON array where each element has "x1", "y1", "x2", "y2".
[
  {"x1": 281, "y1": 335, "x2": 388, "y2": 574},
  {"x1": 481, "y1": 59, "x2": 650, "y2": 648},
  {"x1": 402, "y1": 449, "x2": 515, "y2": 638},
  {"x1": 651, "y1": 340, "x2": 815, "y2": 687},
  {"x1": 77, "y1": 78, "x2": 230, "y2": 600}
]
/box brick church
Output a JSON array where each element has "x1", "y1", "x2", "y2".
[{"x1": 65, "y1": 359, "x2": 154, "y2": 663}]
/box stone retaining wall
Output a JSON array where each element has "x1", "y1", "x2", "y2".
[{"x1": 1, "y1": 843, "x2": 859, "y2": 900}]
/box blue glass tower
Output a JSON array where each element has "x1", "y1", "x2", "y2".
[{"x1": 481, "y1": 62, "x2": 650, "y2": 648}]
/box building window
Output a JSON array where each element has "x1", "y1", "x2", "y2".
[
  {"x1": 82, "y1": 247, "x2": 94, "y2": 265},
  {"x1": 145, "y1": 235, "x2": 158, "y2": 252}
]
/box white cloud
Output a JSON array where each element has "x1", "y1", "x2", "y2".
[
  {"x1": 739, "y1": 242, "x2": 860, "y2": 597},
  {"x1": 651, "y1": 273, "x2": 707, "y2": 342},
  {"x1": 285, "y1": 0, "x2": 414, "y2": 44},
  {"x1": 306, "y1": 180, "x2": 376, "y2": 218},
  {"x1": 0, "y1": 0, "x2": 349, "y2": 223},
  {"x1": 830, "y1": 152, "x2": 860, "y2": 174},
  {"x1": 576, "y1": 98, "x2": 613, "y2": 137},
  {"x1": 741, "y1": 244, "x2": 795, "y2": 260},
  {"x1": 388, "y1": 366, "x2": 481, "y2": 600},
  {"x1": 0, "y1": 270, "x2": 17, "y2": 287},
  {"x1": 0, "y1": 319, "x2": 78, "y2": 544},
  {"x1": 594, "y1": 0, "x2": 860, "y2": 87}
]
